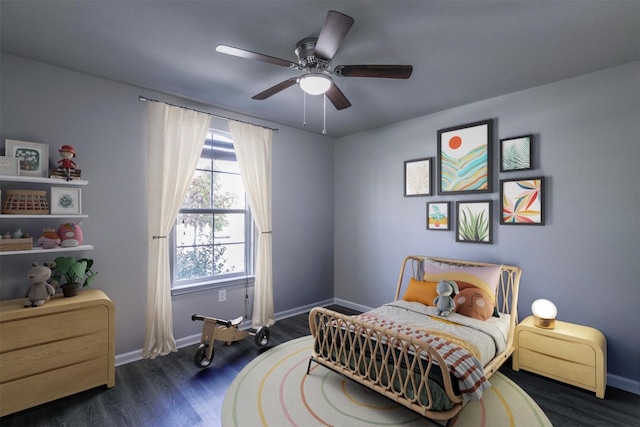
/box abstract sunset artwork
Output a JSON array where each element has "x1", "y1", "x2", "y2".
[{"x1": 437, "y1": 120, "x2": 493, "y2": 194}]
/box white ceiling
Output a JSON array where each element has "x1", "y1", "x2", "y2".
[{"x1": 1, "y1": 1, "x2": 638, "y2": 137}]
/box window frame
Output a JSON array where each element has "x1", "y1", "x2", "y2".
[{"x1": 170, "y1": 130, "x2": 255, "y2": 295}]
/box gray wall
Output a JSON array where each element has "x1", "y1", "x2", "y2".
[
  {"x1": 1, "y1": 53, "x2": 638, "y2": 388},
  {"x1": 0, "y1": 54, "x2": 335, "y2": 356},
  {"x1": 334, "y1": 61, "x2": 639, "y2": 386}
]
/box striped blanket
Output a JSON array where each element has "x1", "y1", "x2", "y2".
[{"x1": 356, "y1": 311, "x2": 490, "y2": 402}]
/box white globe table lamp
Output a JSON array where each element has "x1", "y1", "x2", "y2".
[{"x1": 531, "y1": 299, "x2": 557, "y2": 329}]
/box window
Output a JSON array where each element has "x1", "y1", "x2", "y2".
[{"x1": 171, "y1": 129, "x2": 254, "y2": 294}]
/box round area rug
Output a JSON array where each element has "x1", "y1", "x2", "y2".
[{"x1": 222, "y1": 336, "x2": 552, "y2": 427}]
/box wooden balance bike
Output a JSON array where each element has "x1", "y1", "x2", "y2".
[{"x1": 191, "y1": 314, "x2": 270, "y2": 368}]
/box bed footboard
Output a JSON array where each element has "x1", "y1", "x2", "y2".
[{"x1": 308, "y1": 307, "x2": 464, "y2": 421}]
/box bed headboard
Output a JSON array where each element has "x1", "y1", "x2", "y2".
[
  {"x1": 392, "y1": 255, "x2": 522, "y2": 378},
  {"x1": 393, "y1": 255, "x2": 522, "y2": 320}
]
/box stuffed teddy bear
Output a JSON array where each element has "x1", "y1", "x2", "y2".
[
  {"x1": 433, "y1": 279, "x2": 459, "y2": 317},
  {"x1": 24, "y1": 262, "x2": 56, "y2": 307}
]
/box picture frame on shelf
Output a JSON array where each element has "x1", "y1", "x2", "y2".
[
  {"x1": 500, "y1": 135, "x2": 533, "y2": 172},
  {"x1": 500, "y1": 177, "x2": 545, "y2": 225},
  {"x1": 437, "y1": 119, "x2": 493, "y2": 195},
  {"x1": 0, "y1": 156, "x2": 20, "y2": 176},
  {"x1": 51, "y1": 187, "x2": 82, "y2": 215},
  {"x1": 456, "y1": 200, "x2": 492, "y2": 244},
  {"x1": 404, "y1": 157, "x2": 432, "y2": 196},
  {"x1": 427, "y1": 202, "x2": 451, "y2": 230},
  {"x1": 4, "y1": 139, "x2": 49, "y2": 178}
]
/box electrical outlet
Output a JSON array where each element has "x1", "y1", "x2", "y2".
[{"x1": 218, "y1": 289, "x2": 226, "y2": 303}]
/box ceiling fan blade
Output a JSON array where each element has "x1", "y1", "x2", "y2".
[
  {"x1": 314, "y1": 11, "x2": 354, "y2": 61},
  {"x1": 326, "y1": 84, "x2": 352, "y2": 110},
  {"x1": 216, "y1": 44, "x2": 298, "y2": 68},
  {"x1": 252, "y1": 77, "x2": 298, "y2": 100},
  {"x1": 334, "y1": 64, "x2": 413, "y2": 79}
]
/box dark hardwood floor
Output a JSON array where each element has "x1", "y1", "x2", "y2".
[{"x1": 2, "y1": 306, "x2": 638, "y2": 427}]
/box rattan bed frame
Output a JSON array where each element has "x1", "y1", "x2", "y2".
[{"x1": 308, "y1": 256, "x2": 522, "y2": 423}]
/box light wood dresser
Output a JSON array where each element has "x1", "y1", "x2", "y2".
[
  {"x1": 0, "y1": 289, "x2": 115, "y2": 416},
  {"x1": 513, "y1": 315, "x2": 606, "y2": 398}
]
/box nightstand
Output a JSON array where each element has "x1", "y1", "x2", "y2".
[{"x1": 513, "y1": 316, "x2": 606, "y2": 398}]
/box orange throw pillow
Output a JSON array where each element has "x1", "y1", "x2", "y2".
[
  {"x1": 454, "y1": 287, "x2": 495, "y2": 320},
  {"x1": 402, "y1": 278, "x2": 439, "y2": 306}
]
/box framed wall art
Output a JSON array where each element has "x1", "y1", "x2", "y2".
[
  {"x1": 4, "y1": 139, "x2": 49, "y2": 177},
  {"x1": 500, "y1": 135, "x2": 532, "y2": 172},
  {"x1": 404, "y1": 157, "x2": 432, "y2": 196},
  {"x1": 456, "y1": 200, "x2": 492, "y2": 244},
  {"x1": 0, "y1": 156, "x2": 20, "y2": 176},
  {"x1": 437, "y1": 119, "x2": 493, "y2": 195},
  {"x1": 427, "y1": 201, "x2": 450, "y2": 230},
  {"x1": 51, "y1": 187, "x2": 82, "y2": 215},
  {"x1": 500, "y1": 177, "x2": 545, "y2": 225}
]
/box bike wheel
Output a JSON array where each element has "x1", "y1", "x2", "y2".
[
  {"x1": 193, "y1": 343, "x2": 214, "y2": 368},
  {"x1": 254, "y1": 326, "x2": 270, "y2": 347}
]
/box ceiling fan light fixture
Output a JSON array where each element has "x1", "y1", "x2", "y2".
[{"x1": 298, "y1": 73, "x2": 332, "y2": 95}]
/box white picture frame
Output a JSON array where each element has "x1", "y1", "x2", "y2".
[
  {"x1": 51, "y1": 187, "x2": 82, "y2": 215},
  {"x1": 5, "y1": 139, "x2": 49, "y2": 177},
  {"x1": 0, "y1": 156, "x2": 20, "y2": 176}
]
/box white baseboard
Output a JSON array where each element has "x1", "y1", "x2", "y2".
[
  {"x1": 607, "y1": 373, "x2": 640, "y2": 395},
  {"x1": 114, "y1": 298, "x2": 640, "y2": 396},
  {"x1": 332, "y1": 297, "x2": 373, "y2": 313}
]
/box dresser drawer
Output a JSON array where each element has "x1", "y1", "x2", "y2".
[
  {"x1": 518, "y1": 330, "x2": 595, "y2": 367},
  {"x1": 0, "y1": 305, "x2": 108, "y2": 353},
  {"x1": 0, "y1": 331, "x2": 108, "y2": 383},
  {"x1": 0, "y1": 357, "x2": 108, "y2": 416},
  {"x1": 518, "y1": 347, "x2": 595, "y2": 387}
]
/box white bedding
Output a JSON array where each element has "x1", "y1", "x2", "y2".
[{"x1": 362, "y1": 300, "x2": 510, "y2": 366}]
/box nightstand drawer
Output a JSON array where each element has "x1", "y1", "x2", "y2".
[
  {"x1": 519, "y1": 330, "x2": 595, "y2": 367},
  {"x1": 518, "y1": 347, "x2": 595, "y2": 387}
]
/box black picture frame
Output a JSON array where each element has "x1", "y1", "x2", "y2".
[
  {"x1": 500, "y1": 134, "x2": 533, "y2": 172},
  {"x1": 437, "y1": 119, "x2": 493, "y2": 195},
  {"x1": 500, "y1": 177, "x2": 545, "y2": 225},
  {"x1": 456, "y1": 200, "x2": 493, "y2": 244},
  {"x1": 427, "y1": 201, "x2": 451, "y2": 230},
  {"x1": 404, "y1": 157, "x2": 432, "y2": 197}
]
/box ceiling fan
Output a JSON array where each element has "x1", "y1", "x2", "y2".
[{"x1": 215, "y1": 10, "x2": 413, "y2": 111}]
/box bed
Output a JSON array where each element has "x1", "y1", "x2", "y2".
[{"x1": 307, "y1": 256, "x2": 521, "y2": 424}]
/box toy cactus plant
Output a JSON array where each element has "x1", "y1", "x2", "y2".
[{"x1": 50, "y1": 256, "x2": 98, "y2": 296}]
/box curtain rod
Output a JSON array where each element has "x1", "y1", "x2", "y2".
[{"x1": 138, "y1": 95, "x2": 278, "y2": 132}]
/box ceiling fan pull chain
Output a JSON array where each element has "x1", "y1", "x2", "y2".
[
  {"x1": 322, "y1": 94, "x2": 327, "y2": 135},
  {"x1": 303, "y1": 91, "x2": 307, "y2": 127}
]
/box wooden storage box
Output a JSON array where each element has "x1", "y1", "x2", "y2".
[{"x1": 0, "y1": 238, "x2": 33, "y2": 252}]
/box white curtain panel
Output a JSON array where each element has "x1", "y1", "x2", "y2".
[
  {"x1": 229, "y1": 121, "x2": 274, "y2": 327},
  {"x1": 143, "y1": 102, "x2": 210, "y2": 358}
]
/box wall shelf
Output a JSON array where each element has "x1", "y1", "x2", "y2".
[
  {"x1": 0, "y1": 214, "x2": 89, "y2": 219},
  {"x1": 0, "y1": 175, "x2": 88, "y2": 186},
  {"x1": 0, "y1": 174, "x2": 92, "y2": 256},
  {"x1": 0, "y1": 244, "x2": 94, "y2": 256}
]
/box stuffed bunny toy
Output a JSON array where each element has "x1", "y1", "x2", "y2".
[{"x1": 433, "y1": 279, "x2": 459, "y2": 317}]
